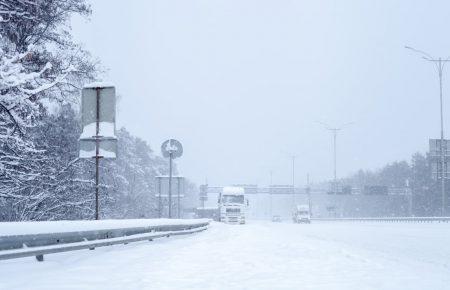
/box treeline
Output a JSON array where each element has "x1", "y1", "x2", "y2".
[
  {"x1": 0, "y1": 1, "x2": 191, "y2": 221},
  {"x1": 342, "y1": 153, "x2": 443, "y2": 216}
]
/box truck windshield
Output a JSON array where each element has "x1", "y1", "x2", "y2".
[{"x1": 222, "y1": 195, "x2": 244, "y2": 204}]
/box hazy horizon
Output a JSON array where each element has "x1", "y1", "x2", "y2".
[{"x1": 71, "y1": 0, "x2": 450, "y2": 186}]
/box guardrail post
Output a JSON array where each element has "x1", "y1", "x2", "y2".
[{"x1": 35, "y1": 255, "x2": 44, "y2": 262}]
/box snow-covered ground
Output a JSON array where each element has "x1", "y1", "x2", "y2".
[{"x1": 1, "y1": 221, "x2": 449, "y2": 290}]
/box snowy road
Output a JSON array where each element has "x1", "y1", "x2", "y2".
[{"x1": 1, "y1": 221, "x2": 449, "y2": 290}]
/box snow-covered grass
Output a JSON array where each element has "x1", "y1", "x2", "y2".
[
  {"x1": 0, "y1": 221, "x2": 449, "y2": 289},
  {"x1": 0, "y1": 218, "x2": 209, "y2": 236}
]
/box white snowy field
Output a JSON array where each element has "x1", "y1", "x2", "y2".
[{"x1": 0, "y1": 221, "x2": 449, "y2": 290}]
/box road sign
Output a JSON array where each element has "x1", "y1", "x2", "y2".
[
  {"x1": 429, "y1": 139, "x2": 450, "y2": 179},
  {"x1": 429, "y1": 139, "x2": 450, "y2": 158},
  {"x1": 79, "y1": 83, "x2": 117, "y2": 220},
  {"x1": 199, "y1": 184, "x2": 208, "y2": 201},
  {"x1": 79, "y1": 138, "x2": 117, "y2": 159},
  {"x1": 161, "y1": 139, "x2": 183, "y2": 218},
  {"x1": 156, "y1": 176, "x2": 185, "y2": 218},
  {"x1": 80, "y1": 83, "x2": 116, "y2": 138},
  {"x1": 161, "y1": 139, "x2": 183, "y2": 158},
  {"x1": 79, "y1": 83, "x2": 117, "y2": 159},
  {"x1": 431, "y1": 161, "x2": 450, "y2": 180}
]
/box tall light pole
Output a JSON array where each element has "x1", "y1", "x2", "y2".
[
  {"x1": 269, "y1": 170, "x2": 273, "y2": 218},
  {"x1": 318, "y1": 121, "x2": 353, "y2": 194},
  {"x1": 306, "y1": 173, "x2": 312, "y2": 216},
  {"x1": 281, "y1": 151, "x2": 298, "y2": 209},
  {"x1": 406, "y1": 45, "x2": 450, "y2": 216},
  {"x1": 291, "y1": 155, "x2": 296, "y2": 205}
]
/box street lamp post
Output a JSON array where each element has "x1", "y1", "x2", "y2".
[
  {"x1": 317, "y1": 121, "x2": 353, "y2": 195},
  {"x1": 269, "y1": 170, "x2": 273, "y2": 218},
  {"x1": 406, "y1": 45, "x2": 450, "y2": 216},
  {"x1": 281, "y1": 152, "x2": 298, "y2": 209},
  {"x1": 306, "y1": 173, "x2": 312, "y2": 216},
  {"x1": 292, "y1": 156, "x2": 296, "y2": 205}
]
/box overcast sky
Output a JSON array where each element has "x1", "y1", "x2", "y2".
[{"x1": 71, "y1": 0, "x2": 450, "y2": 187}]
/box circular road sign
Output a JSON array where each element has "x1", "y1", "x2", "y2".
[{"x1": 161, "y1": 139, "x2": 183, "y2": 159}]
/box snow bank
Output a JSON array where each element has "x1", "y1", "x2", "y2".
[{"x1": 0, "y1": 219, "x2": 209, "y2": 237}]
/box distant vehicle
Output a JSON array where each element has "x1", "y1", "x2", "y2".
[
  {"x1": 219, "y1": 186, "x2": 247, "y2": 224},
  {"x1": 293, "y1": 205, "x2": 311, "y2": 224},
  {"x1": 271, "y1": 215, "x2": 282, "y2": 222}
]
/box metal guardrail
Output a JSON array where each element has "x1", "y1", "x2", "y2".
[
  {"x1": 312, "y1": 217, "x2": 450, "y2": 222},
  {"x1": 0, "y1": 221, "x2": 209, "y2": 262}
]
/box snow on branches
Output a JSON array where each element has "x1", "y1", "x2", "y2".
[
  {"x1": 0, "y1": 0, "x2": 37, "y2": 23},
  {"x1": 0, "y1": 0, "x2": 95, "y2": 220},
  {"x1": 0, "y1": 42, "x2": 76, "y2": 134}
]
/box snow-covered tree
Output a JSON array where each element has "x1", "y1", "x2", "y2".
[
  {"x1": 0, "y1": 1, "x2": 192, "y2": 221},
  {"x1": 0, "y1": 106, "x2": 93, "y2": 221},
  {"x1": 0, "y1": 0, "x2": 94, "y2": 132},
  {"x1": 101, "y1": 128, "x2": 171, "y2": 219},
  {"x1": 0, "y1": 0, "x2": 96, "y2": 219}
]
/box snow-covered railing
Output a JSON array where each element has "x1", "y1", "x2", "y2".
[
  {"x1": 312, "y1": 217, "x2": 450, "y2": 223},
  {"x1": 0, "y1": 219, "x2": 209, "y2": 262}
]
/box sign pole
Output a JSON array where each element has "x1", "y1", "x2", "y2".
[
  {"x1": 158, "y1": 177, "x2": 162, "y2": 218},
  {"x1": 168, "y1": 152, "x2": 173, "y2": 218},
  {"x1": 79, "y1": 83, "x2": 117, "y2": 220},
  {"x1": 161, "y1": 139, "x2": 183, "y2": 219},
  {"x1": 95, "y1": 88, "x2": 100, "y2": 220},
  {"x1": 177, "y1": 178, "x2": 181, "y2": 218},
  {"x1": 95, "y1": 155, "x2": 99, "y2": 220}
]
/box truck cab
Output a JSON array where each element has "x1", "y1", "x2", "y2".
[
  {"x1": 219, "y1": 186, "x2": 246, "y2": 224},
  {"x1": 293, "y1": 204, "x2": 311, "y2": 224}
]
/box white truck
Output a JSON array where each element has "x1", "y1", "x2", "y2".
[
  {"x1": 292, "y1": 204, "x2": 311, "y2": 224},
  {"x1": 219, "y1": 186, "x2": 247, "y2": 224}
]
